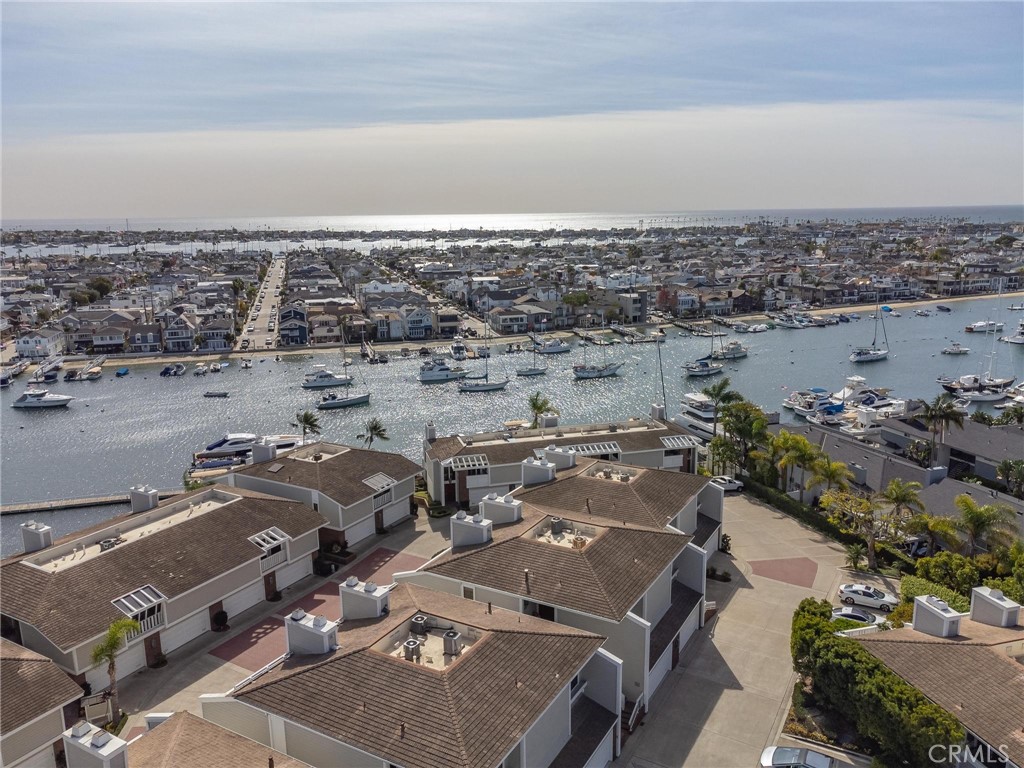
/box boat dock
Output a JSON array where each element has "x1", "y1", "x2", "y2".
[{"x1": 0, "y1": 489, "x2": 185, "y2": 516}]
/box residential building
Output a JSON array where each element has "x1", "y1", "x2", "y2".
[
  {"x1": 90, "y1": 325, "x2": 128, "y2": 354},
  {"x1": 221, "y1": 443, "x2": 422, "y2": 552},
  {"x1": 15, "y1": 329, "x2": 64, "y2": 359},
  {"x1": 279, "y1": 303, "x2": 310, "y2": 347},
  {"x1": 126, "y1": 323, "x2": 162, "y2": 354},
  {"x1": 0, "y1": 486, "x2": 326, "y2": 692},
  {"x1": 422, "y1": 408, "x2": 702, "y2": 508},
  {"x1": 201, "y1": 581, "x2": 621, "y2": 768},
  {"x1": 487, "y1": 307, "x2": 528, "y2": 334},
  {"x1": 433, "y1": 306, "x2": 462, "y2": 338},
  {"x1": 0, "y1": 639, "x2": 82, "y2": 768}
]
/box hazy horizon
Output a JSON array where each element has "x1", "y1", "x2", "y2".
[{"x1": 3, "y1": 3, "x2": 1022, "y2": 220}]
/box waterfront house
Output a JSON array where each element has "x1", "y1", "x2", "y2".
[
  {"x1": 0, "y1": 486, "x2": 326, "y2": 692},
  {"x1": 15, "y1": 329, "x2": 64, "y2": 359},
  {"x1": 198, "y1": 317, "x2": 234, "y2": 352},
  {"x1": 487, "y1": 306, "x2": 528, "y2": 334},
  {"x1": 200, "y1": 581, "x2": 622, "y2": 768},
  {"x1": 397, "y1": 448, "x2": 713, "y2": 731},
  {"x1": 0, "y1": 639, "x2": 83, "y2": 768},
  {"x1": 90, "y1": 324, "x2": 128, "y2": 354},
  {"x1": 158, "y1": 311, "x2": 199, "y2": 353},
  {"x1": 422, "y1": 408, "x2": 702, "y2": 509},
  {"x1": 432, "y1": 306, "x2": 462, "y2": 338},
  {"x1": 401, "y1": 305, "x2": 434, "y2": 339},
  {"x1": 856, "y1": 588, "x2": 1024, "y2": 768},
  {"x1": 307, "y1": 312, "x2": 341, "y2": 345},
  {"x1": 279, "y1": 303, "x2": 310, "y2": 347},
  {"x1": 126, "y1": 323, "x2": 162, "y2": 354},
  {"x1": 221, "y1": 443, "x2": 422, "y2": 553}
]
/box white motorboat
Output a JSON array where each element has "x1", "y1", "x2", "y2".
[
  {"x1": 710, "y1": 340, "x2": 748, "y2": 360},
  {"x1": 1000, "y1": 320, "x2": 1024, "y2": 345},
  {"x1": 942, "y1": 342, "x2": 970, "y2": 355},
  {"x1": 964, "y1": 320, "x2": 1004, "y2": 333},
  {"x1": 473, "y1": 344, "x2": 491, "y2": 359},
  {"x1": 532, "y1": 338, "x2": 572, "y2": 354},
  {"x1": 11, "y1": 389, "x2": 74, "y2": 408},
  {"x1": 241, "y1": 358, "x2": 253, "y2": 369},
  {"x1": 209, "y1": 362, "x2": 222, "y2": 373},
  {"x1": 805, "y1": 406, "x2": 849, "y2": 427},
  {"x1": 783, "y1": 387, "x2": 829, "y2": 410},
  {"x1": 792, "y1": 391, "x2": 836, "y2": 418},
  {"x1": 301, "y1": 368, "x2": 353, "y2": 389},
  {"x1": 160, "y1": 363, "x2": 187, "y2": 377},
  {"x1": 194, "y1": 364, "x2": 208, "y2": 376},
  {"x1": 914, "y1": 309, "x2": 931, "y2": 317},
  {"x1": 198, "y1": 432, "x2": 303, "y2": 458},
  {"x1": 774, "y1": 315, "x2": 806, "y2": 329},
  {"x1": 450, "y1": 336, "x2": 468, "y2": 361},
  {"x1": 747, "y1": 324, "x2": 770, "y2": 333},
  {"x1": 317, "y1": 391, "x2": 371, "y2": 409},
  {"x1": 732, "y1": 322, "x2": 750, "y2": 333},
  {"x1": 674, "y1": 392, "x2": 718, "y2": 439},
  {"x1": 683, "y1": 360, "x2": 724, "y2": 377},
  {"x1": 418, "y1": 357, "x2": 468, "y2": 383}
]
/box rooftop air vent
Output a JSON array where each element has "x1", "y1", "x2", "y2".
[
  {"x1": 100, "y1": 538, "x2": 117, "y2": 551},
  {"x1": 364, "y1": 581, "x2": 377, "y2": 593},
  {"x1": 91, "y1": 730, "x2": 112, "y2": 748},
  {"x1": 345, "y1": 575, "x2": 359, "y2": 588},
  {"x1": 456, "y1": 510, "x2": 467, "y2": 520},
  {"x1": 290, "y1": 609, "x2": 306, "y2": 621},
  {"x1": 71, "y1": 721, "x2": 91, "y2": 738},
  {"x1": 411, "y1": 614, "x2": 428, "y2": 635},
  {"x1": 550, "y1": 517, "x2": 564, "y2": 534},
  {"x1": 313, "y1": 615, "x2": 328, "y2": 629}
]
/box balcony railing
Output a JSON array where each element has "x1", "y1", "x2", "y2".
[
  {"x1": 260, "y1": 549, "x2": 288, "y2": 572},
  {"x1": 125, "y1": 610, "x2": 165, "y2": 642}
]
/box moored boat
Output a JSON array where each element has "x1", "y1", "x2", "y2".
[
  {"x1": 683, "y1": 360, "x2": 724, "y2": 377},
  {"x1": 116, "y1": 367, "x2": 130, "y2": 377},
  {"x1": 418, "y1": 357, "x2": 468, "y2": 383},
  {"x1": 317, "y1": 391, "x2": 371, "y2": 409},
  {"x1": 203, "y1": 391, "x2": 229, "y2": 398},
  {"x1": 11, "y1": 389, "x2": 74, "y2": 408},
  {"x1": 301, "y1": 368, "x2": 353, "y2": 388},
  {"x1": 964, "y1": 320, "x2": 1004, "y2": 333},
  {"x1": 942, "y1": 342, "x2": 970, "y2": 355}
]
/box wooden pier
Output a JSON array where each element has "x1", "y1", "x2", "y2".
[{"x1": 0, "y1": 489, "x2": 184, "y2": 516}]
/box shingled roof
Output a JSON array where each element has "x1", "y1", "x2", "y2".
[
  {"x1": 0, "y1": 487, "x2": 326, "y2": 651},
  {"x1": 858, "y1": 621, "x2": 1024, "y2": 767},
  {"x1": 0, "y1": 638, "x2": 82, "y2": 734},
  {"x1": 233, "y1": 443, "x2": 422, "y2": 506},
  {"x1": 235, "y1": 584, "x2": 603, "y2": 768}
]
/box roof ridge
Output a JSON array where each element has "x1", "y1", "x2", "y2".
[
  {"x1": 578, "y1": 546, "x2": 617, "y2": 619},
  {"x1": 439, "y1": 667, "x2": 472, "y2": 768}
]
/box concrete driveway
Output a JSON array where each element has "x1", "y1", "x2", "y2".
[{"x1": 617, "y1": 495, "x2": 849, "y2": 768}]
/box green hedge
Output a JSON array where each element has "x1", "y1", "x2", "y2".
[
  {"x1": 791, "y1": 599, "x2": 964, "y2": 767},
  {"x1": 899, "y1": 576, "x2": 971, "y2": 612}
]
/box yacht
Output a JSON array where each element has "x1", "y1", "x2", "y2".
[
  {"x1": 940, "y1": 373, "x2": 1016, "y2": 394},
  {"x1": 958, "y1": 388, "x2": 1008, "y2": 403},
  {"x1": 964, "y1": 320, "x2": 1004, "y2": 333},
  {"x1": 301, "y1": 368, "x2": 353, "y2": 389},
  {"x1": 532, "y1": 338, "x2": 572, "y2": 354},
  {"x1": 194, "y1": 364, "x2": 208, "y2": 376},
  {"x1": 473, "y1": 344, "x2": 491, "y2": 359},
  {"x1": 317, "y1": 391, "x2": 371, "y2": 409},
  {"x1": 710, "y1": 340, "x2": 749, "y2": 360},
  {"x1": 11, "y1": 389, "x2": 74, "y2": 408},
  {"x1": 418, "y1": 357, "x2": 468, "y2": 383},
  {"x1": 198, "y1": 433, "x2": 303, "y2": 458},
  {"x1": 732, "y1": 322, "x2": 751, "y2": 333},
  {"x1": 209, "y1": 362, "x2": 222, "y2": 373},
  {"x1": 450, "y1": 336, "x2": 468, "y2": 361},
  {"x1": 1000, "y1": 320, "x2": 1024, "y2": 345},
  {"x1": 942, "y1": 342, "x2": 970, "y2": 355},
  {"x1": 830, "y1": 375, "x2": 895, "y2": 407},
  {"x1": 805, "y1": 405, "x2": 848, "y2": 427},
  {"x1": 683, "y1": 360, "x2": 724, "y2": 377},
  {"x1": 788, "y1": 389, "x2": 835, "y2": 417},
  {"x1": 459, "y1": 377, "x2": 511, "y2": 392},
  {"x1": 573, "y1": 361, "x2": 623, "y2": 379},
  {"x1": 515, "y1": 348, "x2": 548, "y2": 377},
  {"x1": 747, "y1": 324, "x2": 769, "y2": 333},
  {"x1": 774, "y1": 315, "x2": 806, "y2": 329},
  {"x1": 674, "y1": 392, "x2": 718, "y2": 439},
  {"x1": 783, "y1": 388, "x2": 828, "y2": 410}
]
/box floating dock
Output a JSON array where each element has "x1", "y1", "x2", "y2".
[{"x1": 0, "y1": 489, "x2": 184, "y2": 516}]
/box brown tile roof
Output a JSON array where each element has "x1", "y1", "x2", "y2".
[
  {"x1": 858, "y1": 624, "x2": 1024, "y2": 766},
  {"x1": 425, "y1": 420, "x2": 693, "y2": 466},
  {"x1": 234, "y1": 443, "x2": 422, "y2": 506},
  {"x1": 236, "y1": 584, "x2": 603, "y2": 768},
  {"x1": 0, "y1": 487, "x2": 326, "y2": 651},
  {"x1": 514, "y1": 462, "x2": 708, "y2": 529},
  {"x1": 0, "y1": 637, "x2": 82, "y2": 734},
  {"x1": 425, "y1": 511, "x2": 690, "y2": 621},
  {"x1": 126, "y1": 711, "x2": 309, "y2": 768}
]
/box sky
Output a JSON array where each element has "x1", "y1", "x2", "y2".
[{"x1": 2, "y1": 1, "x2": 1022, "y2": 220}]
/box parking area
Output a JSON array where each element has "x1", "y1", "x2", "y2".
[
  {"x1": 617, "y1": 495, "x2": 852, "y2": 768},
  {"x1": 237, "y1": 258, "x2": 286, "y2": 352}
]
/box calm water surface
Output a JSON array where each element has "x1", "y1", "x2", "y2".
[{"x1": 2, "y1": 295, "x2": 1022, "y2": 555}]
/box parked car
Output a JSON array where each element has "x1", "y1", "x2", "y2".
[
  {"x1": 710, "y1": 476, "x2": 743, "y2": 492},
  {"x1": 831, "y1": 606, "x2": 884, "y2": 625},
  {"x1": 760, "y1": 746, "x2": 836, "y2": 768},
  {"x1": 838, "y1": 583, "x2": 898, "y2": 612}
]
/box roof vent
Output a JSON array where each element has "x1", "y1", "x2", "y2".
[
  {"x1": 91, "y1": 730, "x2": 112, "y2": 748},
  {"x1": 290, "y1": 609, "x2": 306, "y2": 621},
  {"x1": 486, "y1": 492, "x2": 498, "y2": 500},
  {"x1": 345, "y1": 575, "x2": 359, "y2": 588},
  {"x1": 550, "y1": 517, "x2": 565, "y2": 534},
  {"x1": 71, "y1": 721, "x2": 91, "y2": 738},
  {"x1": 456, "y1": 509, "x2": 467, "y2": 520},
  {"x1": 313, "y1": 615, "x2": 328, "y2": 629},
  {"x1": 100, "y1": 538, "x2": 117, "y2": 551},
  {"x1": 411, "y1": 614, "x2": 428, "y2": 635},
  {"x1": 364, "y1": 581, "x2": 377, "y2": 593}
]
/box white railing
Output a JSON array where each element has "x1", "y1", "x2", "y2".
[
  {"x1": 838, "y1": 624, "x2": 883, "y2": 637},
  {"x1": 627, "y1": 695, "x2": 645, "y2": 732},
  {"x1": 261, "y1": 549, "x2": 288, "y2": 572},
  {"x1": 125, "y1": 610, "x2": 165, "y2": 642}
]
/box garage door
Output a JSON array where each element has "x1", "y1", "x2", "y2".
[
  {"x1": 649, "y1": 641, "x2": 673, "y2": 697},
  {"x1": 382, "y1": 502, "x2": 408, "y2": 529},
  {"x1": 86, "y1": 641, "x2": 146, "y2": 691},
  {"x1": 16, "y1": 745, "x2": 57, "y2": 768},
  {"x1": 162, "y1": 610, "x2": 209, "y2": 654},
  {"x1": 678, "y1": 602, "x2": 701, "y2": 650},
  {"x1": 275, "y1": 557, "x2": 312, "y2": 590},
  {"x1": 345, "y1": 516, "x2": 375, "y2": 548},
  {"x1": 223, "y1": 581, "x2": 265, "y2": 618}
]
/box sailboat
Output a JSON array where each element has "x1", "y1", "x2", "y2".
[
  {"x1": 684, "y1": 317, "x2": 724, "y2": 377},
  {"x1": 952, "y1": 281, "x2": 1010, "y2": 403},
  {"x1": 459, "y1": 326, "x2": 510, "y2": 392},
  {"x1": 849, "y1": 293, "x2": 889, "y2": 363},
  {"x1": 516, "y1": 346, "x2": 548, "y2": 377},
  {"x1": 573, "y1": 321, "x2": 623, "y2": 379},
  {"x1": 318, "y1": 336, "x2": 371, "y2": 409}
]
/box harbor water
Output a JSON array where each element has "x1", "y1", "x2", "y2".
[{"x1": 2, "y1": 294, "x2": 1022, "y2": 555}]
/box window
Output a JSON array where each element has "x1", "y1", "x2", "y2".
[{"x1": 463, "y1": 586, "x2": 475, "y2": 601}]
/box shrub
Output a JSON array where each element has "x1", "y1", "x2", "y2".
[
  {"x1": 914, "y1": 552, "x2": 980, "y2": 596},
  {"x1": 983, "y1": 576, "x2": 1024, "y2": 604},
  {"x1": 830, "y1": 618, "x2": 865, "y2": 632},
  {"x1": 900, "y1": 576, "x2": 971, "y2": 612}
]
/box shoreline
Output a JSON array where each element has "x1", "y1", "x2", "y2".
[{"x1": 8, "y1": 290, "x2": 1022, "y2": 370}]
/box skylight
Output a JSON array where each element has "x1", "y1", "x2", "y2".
[{"x1": 112, "y1": 585, "x2": 166, "y2": 616}]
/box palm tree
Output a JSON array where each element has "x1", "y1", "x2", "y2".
[
  {"x1": 906, "y1": 512, "x2": 960, "y2": 557},
  {"x1": 997, "y1": 404, "x2": 1024, "y2": 426},
  {"x1": 91, "y1": 618, "x2": 141, "y2": 722},
  {"x1": 806, "y1": 457, "x2": 854, "y2": 494},
  {"x1": 527, "y1": 392, "x2": 558, "y2": 429},
  {"x1": 357, "y1": 417, "x2": 389, "y2": 449},
  {"x1": 845, "y1": 543, "x2": 866, "y2": 570},
  {"x1": 292, "y1": 410, "x2": 321, "y2": 441},
  {"x1": 877, "y1": 478, "x2": 924, "y2": 531},
  {"x1": 996, "y1": 459, "x2": 1024, "y2": 498},
  {"x1": 953, "y1": 493, "x2": 1017, "y2": 557},
  {"x1": 701, "y1": 376, "x2": 742, "y2": 437},
  {"x1": 919, "y1": 394, "x2": 964, "y2": 462},
  {"x1": 776, "y1": 432, "x2": 818, "y2": 501}
]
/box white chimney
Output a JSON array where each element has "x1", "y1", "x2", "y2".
[
  {"x1": 144, "y1": 712, "x2": 174, "y2": 730},
  {"x1": 521, "y1": 457, "x2": 557, "y2": 486},
  {"x1": 339, "y1": 578, "x2": 392, "y2": 621},
  {"x1": 250, "y1": 441, "x2": 278, "y2": 464},
  {"x1": 451, "y1": 509, "x2": 493, "y2": 547},
  {"x1": 537, "y1": 412, "x2": 559, "y2": 429},
  {"x1": 542, "y1": 445, "x2": 577, "y2": 470},
  {"x1": 285, "y1": 609, "x2": 339, "y2": 654},
  {"x1": 129, "y1": 485, "x2": 160, "y2": 513},
  {"x1": 912, "y1": 595, "x2": 967, "y2": 638},
  {"x1": 20, "y1": 520, "x2": 53, "y2": 553},
  {"x1": 424, "y1": 422, "x2": 437, "y2": 442},
  {"x1": 970, "y1": 586, "x2": 1021, "y2": 628},
  {"x1": 479, "y1": 493, "x2": 523, "y2": 525},
  {"x1": 651, "y1": 403, "x2": 666, "y2": 421},
  {"x1": 63, "y1": 721, "x2": 128, "y2": 768}
]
